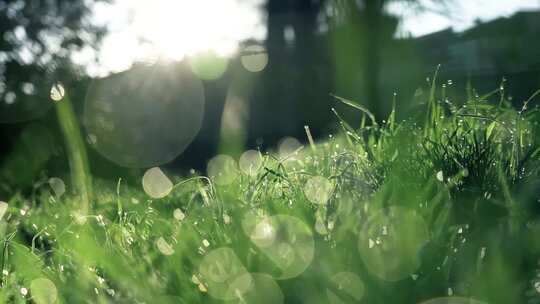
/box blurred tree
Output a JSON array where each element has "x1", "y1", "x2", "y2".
[
  {"x1": 0, "y1": 0, "x2": 105, "y2": 207},
  {"x1": 262, "y1": 0, "x2": 453, "y2": 126},
  {"x1": 256, "y1": 0, "x2": 328, "y2": 143},
  {"x1": 328, "y1": 0, "x2": 454, "y2": 120},
  {"x1": 0, "y1": 0, "x2": 106, "y2": 123}
]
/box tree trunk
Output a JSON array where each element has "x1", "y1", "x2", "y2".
[{"x1": 363, "y1": 0, "x2": 385, "y2": 120}]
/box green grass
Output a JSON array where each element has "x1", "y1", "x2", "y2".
[{"x1": 1, "y1": 76, "x2": 540, "y2": 304}]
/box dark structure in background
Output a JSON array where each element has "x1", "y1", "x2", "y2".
[
  {"x1": 412, "y1": 11, "x2": 540, "y2": 102},
  {"x1": 252, "y1": 3, "x2": 540, "y2": 148},
  {"x1": 0, "y1": 0, "x2": 104, "y2": 190}
]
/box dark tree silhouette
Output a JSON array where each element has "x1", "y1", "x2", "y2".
[
  {"x1": 255, "y1": 0, "x2": 328, "y2": 143},
  {"x1": 262, "y1": 0, "x2": 452, "y2": 124}
]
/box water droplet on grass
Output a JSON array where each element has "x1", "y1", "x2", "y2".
[
  {"x1": 173, "y1": 208, "x2": 185, "y2": 221},
  {"x1": 156, "y1": 237, "x2": 175, "y2": 255},
  {"x1": 198, "y1": 283, "x2": 208, "y2": 292},
  {"x1": 50, "y1": 83, "x2": 65, "y2": 101},
  {"x1": 436, "y1": 171, "x2": 444, "y2": 182}
]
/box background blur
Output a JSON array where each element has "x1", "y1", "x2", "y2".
[{"x1": 1, "y1": 0, "x2": 540, "y2": 189}]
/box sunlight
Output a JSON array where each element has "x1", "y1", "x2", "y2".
[{"x1": 91, "y1": 0, "x2": 265, "y2": 75}]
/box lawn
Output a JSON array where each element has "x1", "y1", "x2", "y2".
[{"x1": 1, "y1": 75, "x2": 540, "y2": 304}]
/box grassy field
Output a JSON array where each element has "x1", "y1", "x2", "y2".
[{"x1": 1, "y1": 75, "x2": 540, "y2": 304}]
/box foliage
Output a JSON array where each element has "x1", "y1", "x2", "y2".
[{"x1": 1, "y1": 76, "x2": 540, "y2": 303}]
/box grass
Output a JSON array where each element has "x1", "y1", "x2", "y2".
[{"x1": 1, "y1": 74, "x2": 540, "y2": 304}]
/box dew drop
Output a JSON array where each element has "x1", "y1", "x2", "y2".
[
  {"x1": 173, "y1": 208, "x2": 185, "y2": 221},
  {"x1": 436, "y1": 171, "x2": 444, "y2": 182},
  {"x1": 156, "y1": 237, "x2": 175, "y2": 256},
  {"x1": 50, "y1": 83, "x2": 65, "y2": 101}
]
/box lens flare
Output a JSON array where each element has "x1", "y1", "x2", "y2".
[
  {"x1": 199, "y1": 247, "x2": 252, "y2": 300},
  {"x1": 30, "y1": 278, "x2": 58, "y2": 304},
  {"x1": 142, "y1": 167, "x2": 173, "y2": 199},
  {"x1": 304, "y1": 176, "x2": 333, "y2": 205},
  {"x1": 189, "y1": 51, "x2": 228, "y2": 81},
  {"x1": 246, "y1": 214, "x2": 315, "y2": 280},
  {"x1": 358, "y1": 206, "x2": 428, "y2": 281},
  {"x1": 241, "y1": 44, "x2": 268, "y2": 72},
  {"x1": 234, "y1": 273, "x2": 284, "y2": 304},
  {"x1": 50, "y1": 83, "x2": 65, "y2": 102},
  {"x1": 239, "y1": 150, "x2": 263, "y2": 176},
  {"x1": 327, "y1": 272, "x2": 365, "y2": 303},
  {"x1": 278, "y1": 137, "x2": 303, "y2": 159},
  {"x1": 84, "y1": 63, "x2": 204, "y2": 168},
  {"x1": 207, "y1": 154, "x2": 239, "y2": 185}
]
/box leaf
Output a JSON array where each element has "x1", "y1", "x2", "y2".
[
  {"x1": 486, "y1": 121, "x2": 497, "y2": 141},
  {"x1": 330, "y1": 94, "x2": 378, "y2": 126}
]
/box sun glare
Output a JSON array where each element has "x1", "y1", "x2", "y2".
[{"x1": 90, "y1": 0, "x2": 265, "y2": 75}]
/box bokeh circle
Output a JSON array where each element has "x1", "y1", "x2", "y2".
[
  {"x1": 358, "y1": 206, "x2": 428, "y2": 281},
  {"x1": 84, "y1": 63, "x2": 204, "y2": 168},
  {"x1": 199, "y1": 247, "x2": 252, "y2": 301},
  {"x1": 246, "y1": 214, "x2": 315, "y2": 280}
]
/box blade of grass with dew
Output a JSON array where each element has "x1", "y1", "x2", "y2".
[
  {"x1": 330, "y1": 93, "x2": 378, "y2": 126},
  {"x1": 54, "y1": 86, "x2": 92, "y2": 215}
]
